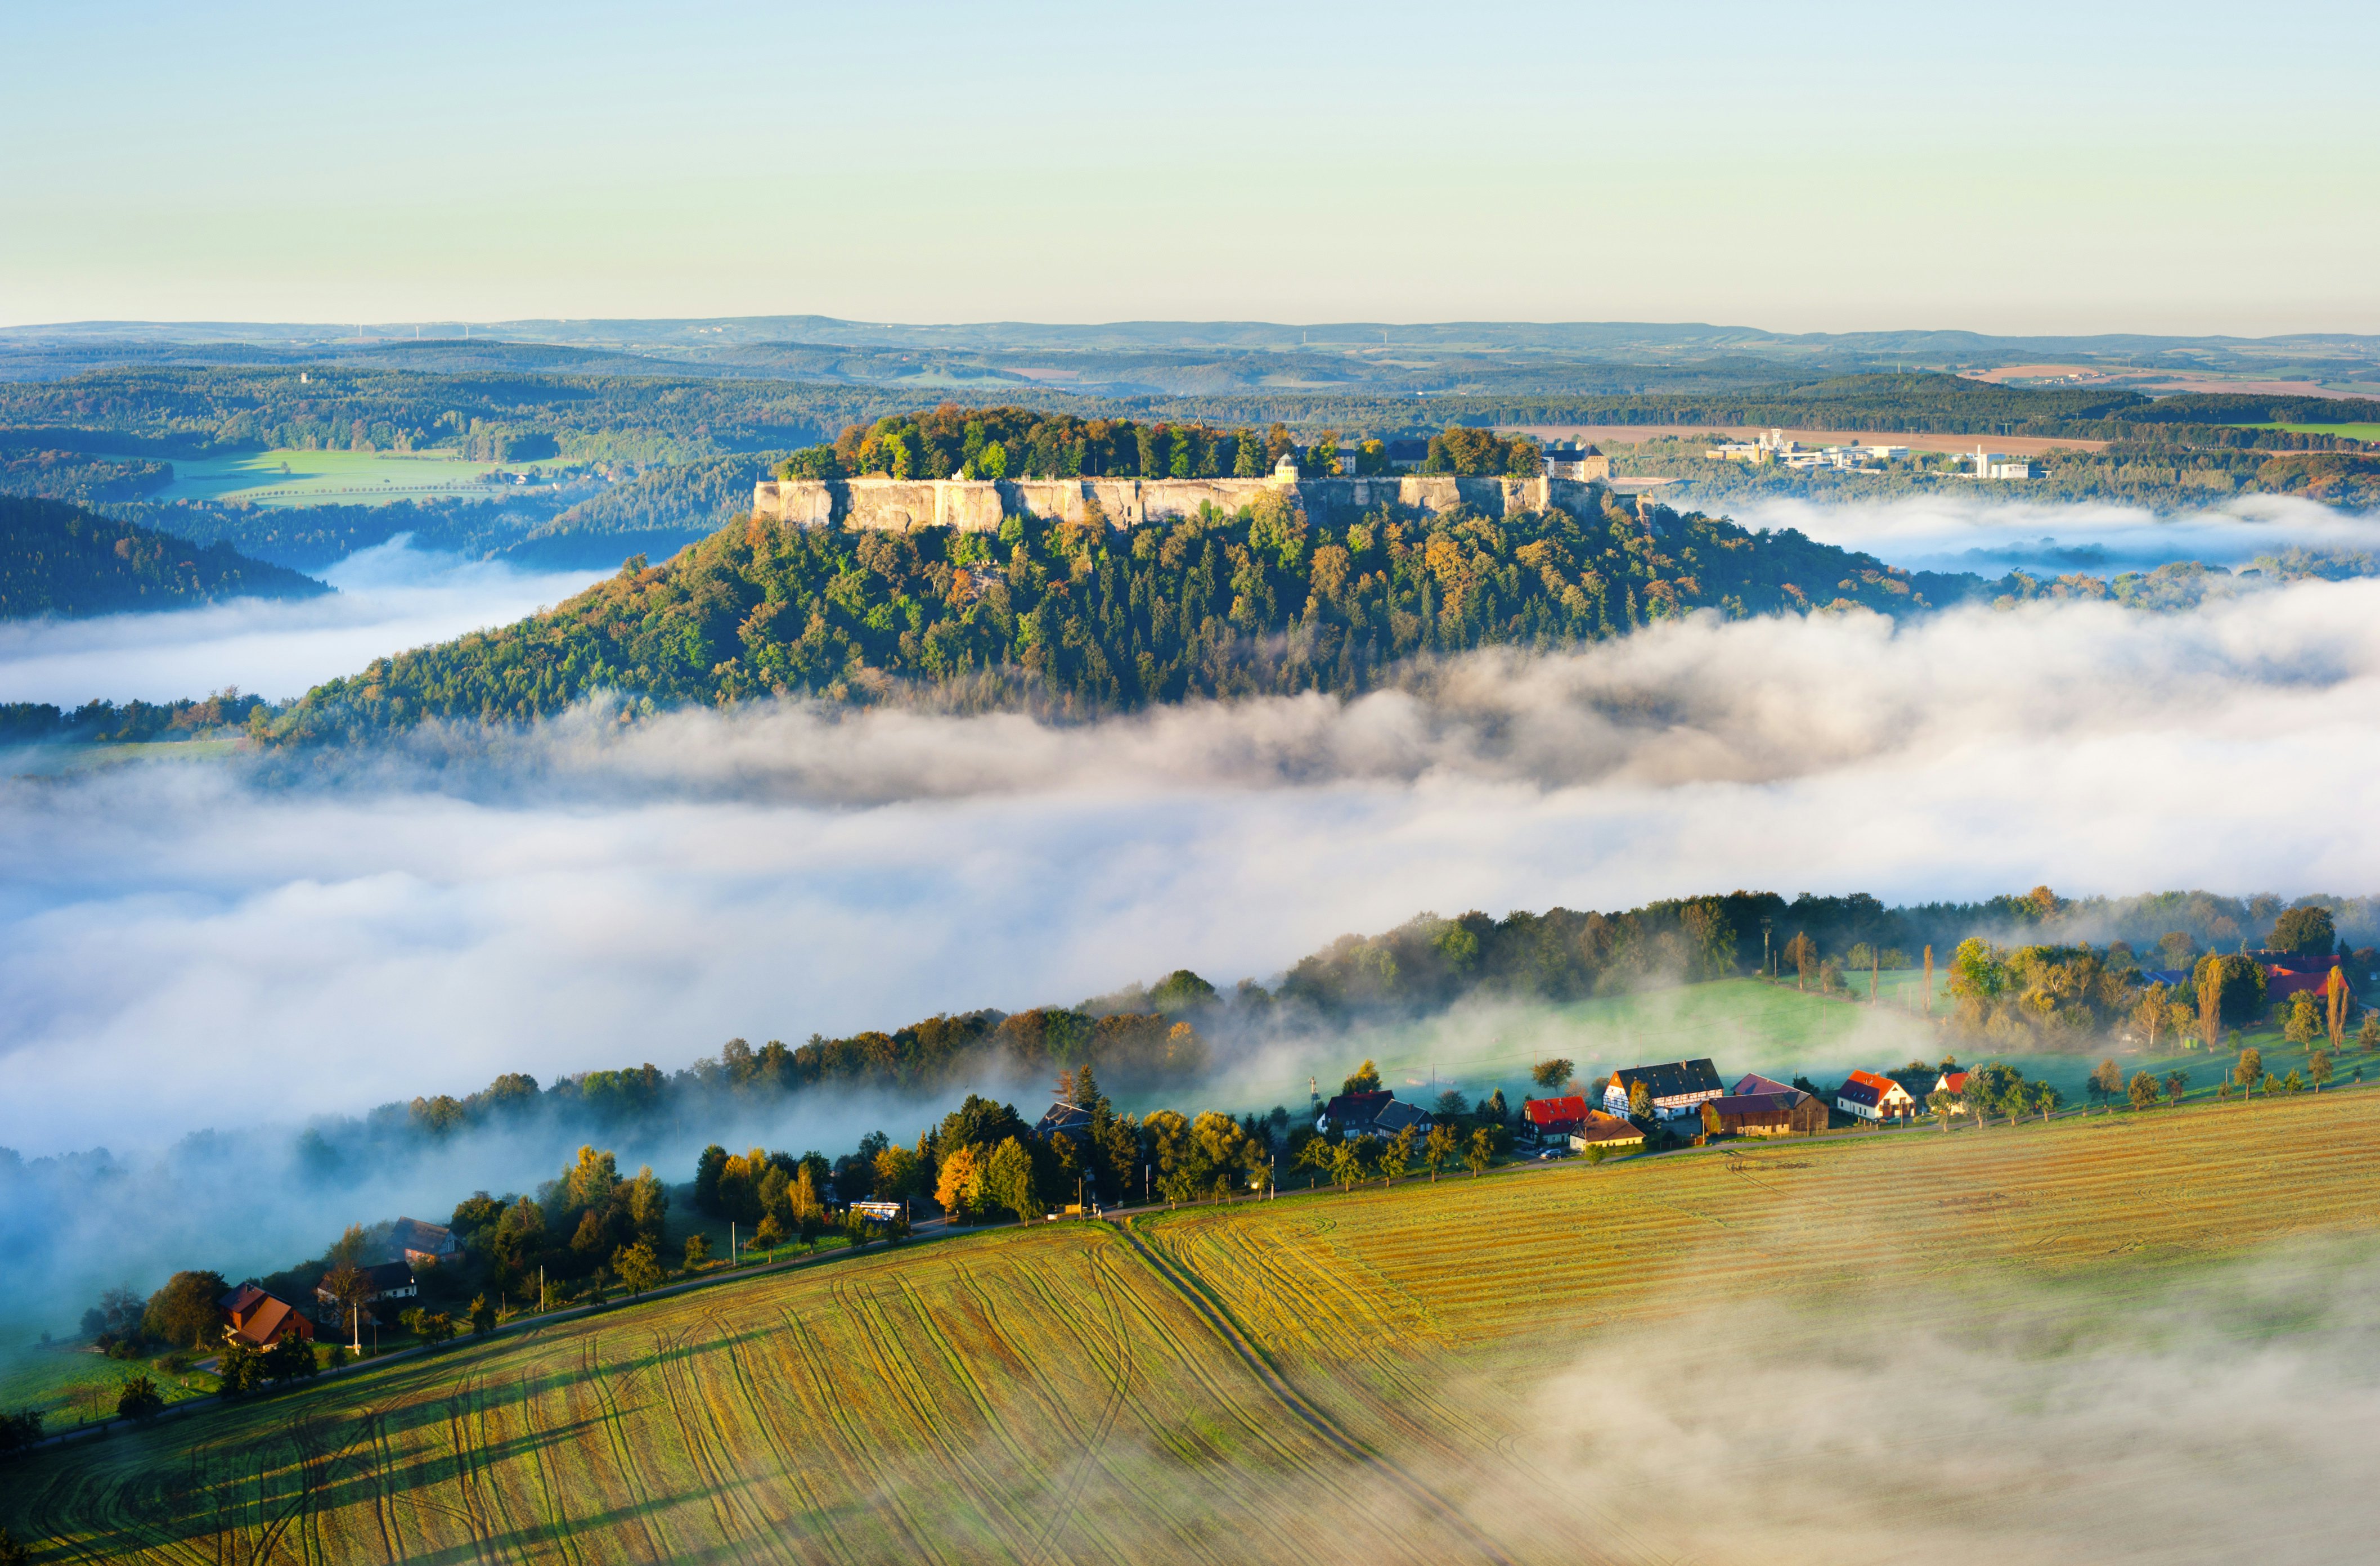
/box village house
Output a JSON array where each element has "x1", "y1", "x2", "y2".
[
  {"x1": 2256, "y1": 952, "x2": 2358, "y2": 1007},
  {"x1": 389, "y1": 1217, "x2": 460, "y2": 1268},
  {"x1": 1914, "y1": 1069, "x2": 1969, "y2": 1112},
  {"x1": 1316, "y1": 1090, "x2": 1433, "y2": 1141},
  {"x1": 1569, "y1": 1111, "x2": 1646, "y2": 1153},
  {"x1": 1032, "y1": 1100, "x2": 1094, "y2": 1140},
  {"x1": 1836, "y1": 1069, "x2": 1918, "y2": 1122},
  {"x1": 1701, "y1": 1086, "x2": 1827, "y2": 1137},
  {"x1": 1602, "y1": 1059, "x2": 1726, "y2": 1123},
  {"x1": 217, "y1": 1283, "x2": 315, "y2": 1347},
  {"x1": 314, "y1": 1259, "x2": 419, "y2": 1327},
  {"x1": 1520, "y1": 1094, "x2": 1591, "y2": 1146}
]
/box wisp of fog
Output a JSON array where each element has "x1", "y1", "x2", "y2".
[
  {"x1": 0, "y1": 537, "x2": 606, "y2": 704},
  {"x1": 7, "y1": 574, "x2": 2380, "y2": 1166},
  {"x1": 1730, "y1": 490, "x2": 2380, "y2": 574}
]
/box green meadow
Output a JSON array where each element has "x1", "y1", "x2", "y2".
[
  {"x1": 152, "y1": 449, "x2": 526, "y2": 507},
  {"x1": 2235, "y1": 421, "x2": 2380, "y2": 443}
]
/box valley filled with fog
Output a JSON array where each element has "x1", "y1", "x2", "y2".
[{"x1": 4, "y1": 497, "x2": 2379, "y2": 1316}]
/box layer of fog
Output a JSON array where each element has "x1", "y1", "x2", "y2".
[
  {"x1": 1728, "y1": 490, "x2": 2380, "y2": 575},
  {"x1": 1461, "y1": 1240, "x2": 2380, "y2": 1564},
  {"x1": 8, "y1": 575, "x2": 2380, "y2": 1164},
  {"x1": 0, "y1": 536, "x2": 607, "y2": 705}
]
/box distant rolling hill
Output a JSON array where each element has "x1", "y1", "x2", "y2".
[{"x1": 0, "y1": 494, "x2": 326, "y2": 619}]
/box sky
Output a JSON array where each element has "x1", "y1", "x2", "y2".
[{"x1": 2, "y1": 0, "x2": 2375, "y2": 335}]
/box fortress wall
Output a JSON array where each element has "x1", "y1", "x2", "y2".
[{"x1": 749, "y1": 473, "x2": 1605, "y2": 533}]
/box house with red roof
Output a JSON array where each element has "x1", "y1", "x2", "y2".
[
  {"x1": 217, "y1": 1283, "x2": 314, "y2": 1348},
  {"x1": 1836, "y1": 1069, "x2": 1917, "y2": 1122},
  {"x1": 1520, "y1": 1095, "x2": 1591, "y2": 1146}
]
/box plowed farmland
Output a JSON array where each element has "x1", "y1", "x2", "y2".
[{"x1": 10, "y1": 1090, "x2": 2380, "y2": 1565}]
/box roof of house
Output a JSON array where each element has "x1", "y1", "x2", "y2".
[
  {"x1": 1524, "y1": 1095, "x2": 1591, "y2": 1128},
  {"x1": 390, "y1": 1218, "x2": 456, "y2": 1256},
  {"x1": 228, "y1": 1294, "x2": 303, "y2": 1346},
  {"x1": 1372, "y1": 1100, "x2": 1433, "y2": 1135},
  {"x1": 1937, "y1": 1070, "x2": 1969, "y2": 1094},
  {"x1": 1608, "y1": 1059, "x2": 1724, "y2": 1100},
  {"x1": 1708, "y1": 1091, "x2": 1805, "y2": 1117},
  {"x1": 362, "y1": 1261, "x2": 416, "y2": 1293},
  {"x1": 1573, "y1": 1112, "x2": 1644, "y2": 1143},
  {"x1": 1732, "y1": 1073, "x2": 1797, "y2": 1097},
  {"x1": 1845, "y1": 1069, "x2": 1907, "y2": 1097},
  {"x1": 219, "y1": 1282, "x2": 268, "y2": 1316},
  {"x1": 2260, "y1": 951, "x2": 2343, "y2": 974},
  {"x1": 1836, "y1": 1078, "x2": 1885, "y2": 1109},
  {"x1": 2137, "y1": 969, "x2": 2190, "y2": 987},
  {"x1": 2266, "y1": 968, "x2": 2351, "y2": 1001},
  {"x1": 1033, "y1": 1101, "x2": 1093, "y2": 1138},
  {"x1": 1320, "y1": 1090, "x2": 1392, "y2": 1124}
]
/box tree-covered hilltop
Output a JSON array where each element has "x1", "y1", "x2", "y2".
[
  {"x1": 0, "y1": 494, "x2": 327, "y2": 619},
  {"x1": 262, "y1": 489, "x2": 1966, "y2": 739}
]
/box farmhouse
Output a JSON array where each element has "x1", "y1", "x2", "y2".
[
  {"x1": 1520, "y1": 1094, "x2": 1591, "y2": 1146},
  {"x1": 1317, "y1": 1090, "x2": 1432, "y2": 1140},
  {"x1": 1836, "y1": 1069, "x2": 1918, "y2": 1122},
  {"x1": 217, "y1": 1284, "x2": 314, "y2": 1348},
  {"x1": 315, "y1": 1260, "x2": 419, "y2": 1324},
  {"x1": 2257, "y1": 955, "x2": 2357, "y2": 1007},
  {"x1": 1701, "y1": 1088, "x2": 1827, "y2": 1137},
  {"x1": 1032, "y1": 1100, "x2": 1094, "y2": 1140},
  {"x1": 390, "y1": 1217, "x2": 460, "y2": 1267},
  {"x1": 1569, "y1": 1112, "x2": 1646, "y2": 1153},
  {"x1": 1602, "y1": 1059, "x2": 1725, "y2": 1123},
  {"x1": 1915, "y1": 1069, "x2": 1969, "y2": 1112}
]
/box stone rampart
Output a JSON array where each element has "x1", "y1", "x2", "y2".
[{"x1": 749, "y1": 474, "x2": 1604, "y2": 533}]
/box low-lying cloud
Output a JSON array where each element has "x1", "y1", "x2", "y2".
[
  {"x1": 0, "y1": 537, "x2": 605, "y2": 705},
  {"x1": 2, "y1": 576, "x2": 2375, "y2": 1166},
  {"x1": 1728, "y1": 490, "x2": 2380, "y2": 574},
  {"x1": 1490, "y1": 1243, "x2": 2380, "y2": 1565}
]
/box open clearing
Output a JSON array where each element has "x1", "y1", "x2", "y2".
[
  {"x1": 2234, "y1": 421, "x2": 2380, "y2": 443},
  {"x1": 1156, "y1": 976, "x2": 1932, "y2": 1123},
  {"x1": 150, "y1": 449, "x2": 527, "y2": 507},
  {"x1": 8, "y1": 1087, "x2": 2379, "y2": 1563}
]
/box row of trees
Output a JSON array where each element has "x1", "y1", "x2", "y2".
[{"x1": 788, "y1": 407, "x2": 1408, "y2": 483}]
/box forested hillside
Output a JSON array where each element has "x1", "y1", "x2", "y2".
[
  {"x1": 0, "y1": 496, "x2": 325, "y2": 619},
  {"x1": 263, "y1": 489, "x2": 1963, "y2": 740}
]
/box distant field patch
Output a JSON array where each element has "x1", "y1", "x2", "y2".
[
  {"x1": 151, "y1": 449, "x2": 521, "y2": 507},
  {"x1": 2234, "y1": 421, "x2": 2380, "y2": 443}
]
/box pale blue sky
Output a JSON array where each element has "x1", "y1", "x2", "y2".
[{"x1": 2, "y1": 1, "x2": 2372, "y2": 334}]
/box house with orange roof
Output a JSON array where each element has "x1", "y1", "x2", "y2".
[
  {"x1": 216, "y1": 1283, "x2": 314, "y2": 1348},
  {"x1": 1836, "y1": 1069, "x2": 1917, "y2": 1122}
]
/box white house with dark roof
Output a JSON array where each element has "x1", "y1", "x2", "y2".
[{"x1": 1602, "y1": 1059, "x2": 1726, "y2": 1122}]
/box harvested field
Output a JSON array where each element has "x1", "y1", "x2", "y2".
[{"x1": 8, "y1": 1090, "x2": 2380, "y2": 1564}]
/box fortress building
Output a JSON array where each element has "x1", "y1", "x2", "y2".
[{"x1": 752, "y1": 456, "x2": 1611, "y2": 534}]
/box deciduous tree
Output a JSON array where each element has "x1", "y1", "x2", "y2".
[{"x1": 1423, "y1": 1124, "x2": 1456, "y2": 1179}]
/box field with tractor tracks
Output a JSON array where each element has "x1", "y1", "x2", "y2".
[{"x1": 8, "y1": 1088, "x2": 2380, "y2": 1564}]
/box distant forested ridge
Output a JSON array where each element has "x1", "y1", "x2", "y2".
[
  {"x1": 0, "y1": 494, "x2": 326, "y2": 619},
  {"x1": 262, "y1": 487, "x2": 1963, "y2": 740}
]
